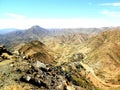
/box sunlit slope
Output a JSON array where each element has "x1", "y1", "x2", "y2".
[
  {"x1": 19, "y1": 40, "x2": 54, "y2": 64},
  {"x1": 85, "y1": 28, "x2": 120, "y2": 84}
]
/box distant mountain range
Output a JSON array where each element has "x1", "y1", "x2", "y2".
[
  {"x1": 0, "y1": 26, "x2": 111, "y2": 35},
  {"x1": 49, "y1": 27, "x2": 111, "y2": 36},
  {"x1": 0, "y1": 25, "x2": 120, "y2": 89},
  {"x1": 0, "y1": 28, "x2": 19, "y2": 34},
  {"x1": 0, "y1": 25, "x2": 50, "y2": 45},
  {"x1": 0, "y1": 25, "x2": 113, "y2": 46}
]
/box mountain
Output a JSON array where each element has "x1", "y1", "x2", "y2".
[
  {"x1": 0, "y1": 25, "x2": 50, "y2": 45},
  {"x1": 44, "y1": 27, "x2": 108, "y2": 48},
  {"x1": 0, "y1": 28, "x2": 19, "y2": 34},
  {"x1": 84, "y1": 28, "x2": 120, "y2": 85},
  {"x1": 24, "y1": 25, "x2": 49, "y2": 38},
  {"x1": 0, "y1": 26, "x2": 120, "y2": 90},
  {"x1": 49, "y1": 27, "x2": 111, "y2": 36},
  {"x1": 52, "y1": 33, "x2": 88, "y2": 44},
  {"x1": 47, "y1": 27, "x2": 120, "y2": 89},
  {"x1": 44, "y1": 27, "x2": 111, "y2": 49},
  {"x1": 0, "y1": 26, "x2": 112, "y2": 46},
  {"x1": 6, "y1": 25, "x2": 49, "y2": 39}
]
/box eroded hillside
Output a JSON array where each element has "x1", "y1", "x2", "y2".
[
  {"x1": 44, "y1": 27, "x2": 120, "y2": 89},
  {"x1": 0, "y1": 27, "x2": 120, "y2": 90},
  {"x1": 0, "y1": 41, "x2": 97, "y2": 90},
  {"x1": 84, "y1": 28, "x2": 120, "y2": 85}
]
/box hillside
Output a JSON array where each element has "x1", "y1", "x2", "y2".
[
  {"x1": 84, "y1": 28, "x2": 120, "y2": 85},
  {"x1": 0, "y1": 26, "x2": 120, "y2": 90},
  {"x1": 0, "y1": 40, "x2": 98, "y2": 90},
  {"x1": 46, "y1": 27, "x2": 120, "y2": 89},
  {"x1": 55, "y1": 33, "x2": 88, "y2": 44},
  {"x1": 19, "y1": 40, "x2": 54, "y2": 64}
]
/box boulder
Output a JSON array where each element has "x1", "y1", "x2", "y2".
[
  {"x1": 65, "y1": 85, "x2": 76, "y2": 90},
  {"x1": 36, "y1": 61, "x2": 46, "y2": 69},
  {"x1": 26, "y1": 75, "x2": 31, "y2": 81}
]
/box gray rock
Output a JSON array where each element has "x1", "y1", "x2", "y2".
[
  {"x1": 10, "y1": 64, "x2": 14, "y2": 67},
  {"x1": 26, "y1": 75, "x2": 31, "y2": 81},
  {"x1": 65, "y1": 85, "x2": 76, "y2": 90},
  {"x1": 36, "y1": 61, "x2": 46, "y2": 69}
]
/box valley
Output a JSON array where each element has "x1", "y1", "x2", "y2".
[{"x1": 0, "y1": 26, "x2": 120, "y2": 90}]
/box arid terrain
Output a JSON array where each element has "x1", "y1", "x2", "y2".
[{"x1": 0, "y1": 26, "x2": 120, "y2": 90}]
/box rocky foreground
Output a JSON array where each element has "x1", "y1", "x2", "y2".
[
  {"x1": 0, "y1": 54, "x2": 95, "y2": 90},
  {"x1": 0, "y1": 41, "x2": 96, "y2": 90}
]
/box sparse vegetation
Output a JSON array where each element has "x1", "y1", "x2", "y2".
[
  {"x1": 4, "y1": 85, "x2": 24, "y2": 90},
  {"x1": 0, "y1": 26, "x2": 120, "y2": 90}
]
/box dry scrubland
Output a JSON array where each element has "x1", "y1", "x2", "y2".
[{"x1": 0, "y1": 27, "x2": 120, "y2": 90}]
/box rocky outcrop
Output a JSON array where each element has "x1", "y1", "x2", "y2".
[
  {"x1": 11, "y1": 57, "x2": 82, "y2": 90},
  {"x1": 8, "y1": 53, "x2": 95, "y2": 90},
  {"x1": 19, "y1": 60, "x2": 66, "y2": 89},
  {"x1": 0, "y1": 45, "x2": 12, "y2": 60}
]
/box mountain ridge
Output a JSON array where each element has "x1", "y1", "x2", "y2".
[
  {"x1": 0, "y1": 25, "x2": 50, "y2": 45},
  {"x1": 83, "y1": 28, "x2": 120, "y2": 85}
]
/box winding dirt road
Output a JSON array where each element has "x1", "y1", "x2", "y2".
[{"x1": 79, "y1": 62, "x2": 120, "y2": 88}]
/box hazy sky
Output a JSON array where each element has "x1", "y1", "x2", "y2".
[{"x1": 0, "y1": 0, "x2": 120, "y2": 29}]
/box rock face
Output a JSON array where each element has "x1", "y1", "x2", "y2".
[{"x1": 19, "y1": 40, "x2": 54, "y2": 64}]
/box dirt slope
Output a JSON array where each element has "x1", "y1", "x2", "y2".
[
  {"x1": 84, "y1": 28, "x2": 120, "y2": 85},
  {"x1": 19, "y1": 40, "x2": 54, "y2": 64}
]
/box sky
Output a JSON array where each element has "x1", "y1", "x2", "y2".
[{"x1": 0, "y1": 0, "x2": 120, "y2": 29}]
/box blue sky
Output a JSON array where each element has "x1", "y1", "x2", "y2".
[{"x1": 0, "y1": 0, "x2": 120, "y2": 29}]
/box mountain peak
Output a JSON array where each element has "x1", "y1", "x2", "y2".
[{"x1": 30, "y1": 25, "x2": 45, "y2": 30}]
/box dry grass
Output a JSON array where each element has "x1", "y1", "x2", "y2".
[
  {"x1": 19, "y1": 40, "x2": 54, "y2": 64},
  {"x1": 84, "y1": 29, "x2": 120, "y2": 84},
  {"x1": 4, "y1": 85, "x2": 24, "y2": 90}
]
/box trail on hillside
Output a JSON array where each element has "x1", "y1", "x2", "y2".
[{"x1": 80, "y1": 62, "x2": 120, "y2": 88}]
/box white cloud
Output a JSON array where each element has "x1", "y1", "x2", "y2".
[
  {"x1": 100, "y1": 2, "x2": 120, "y2": 7},
  {"x1": 0, "y1": 17, "x2": 119, "y2": 29},
  {"x1": 5, "y1": 13, "x2": 25, "y2": 19},
  {"x1": 101, "y1": 10, "x2": 120, "y2": 17}
]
